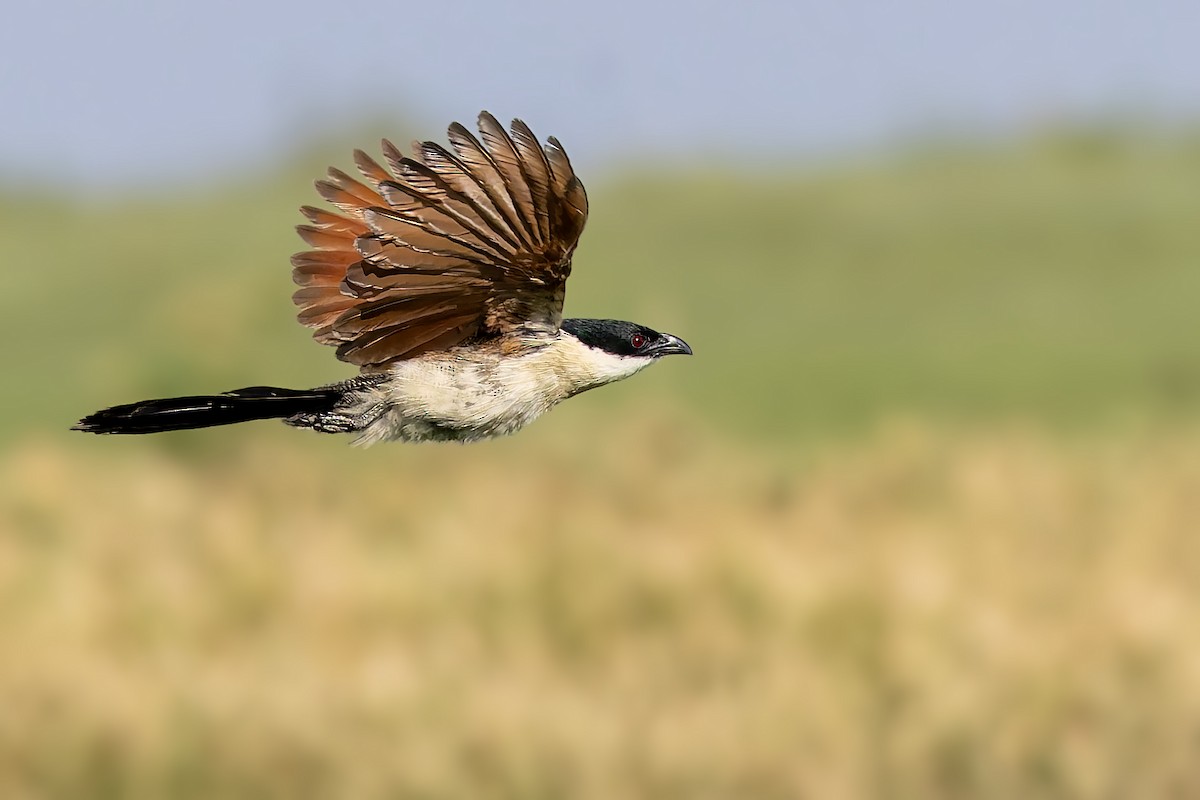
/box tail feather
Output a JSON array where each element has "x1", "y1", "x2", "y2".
[{"x1": 73, "y1": 386, "x2": 341, "y2": 435}]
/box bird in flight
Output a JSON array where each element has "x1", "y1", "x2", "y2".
[{"x1": 74, "y1": 112, "x2": 692, "y2": 445}]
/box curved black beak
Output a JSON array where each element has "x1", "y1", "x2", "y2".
[{"x1": 647, "y1": 332, "x2": 693, "y2": 357}]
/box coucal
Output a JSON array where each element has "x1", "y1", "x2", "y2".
[{"x1": 74, "y1": 112, "x2": 692, "y2": 445}]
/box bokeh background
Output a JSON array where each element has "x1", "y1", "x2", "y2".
[{"x1": 3, "y1": 1, "x2": 1200, "y2": 797}]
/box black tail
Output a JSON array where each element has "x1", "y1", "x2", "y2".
[{"x1": 73, "y1": 386, "x2": 341, "y2": 435}]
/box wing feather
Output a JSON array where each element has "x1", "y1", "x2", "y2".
[
  {"x1": 291, "y1": 112, "x2": 589, "y2": 368},
  {"x1": 377, "y1": 171, "x2": 514, "y2": 262},
  {"x1": 477, "y1": 111, "x2": 543, "y2": 248},
  {"x1": 509, "y1": 118, "x2": 554, "y2": 244},
  {"x1": 299, "y1": 205, "x2": 368, "y2": 235},
  {"x1": 417, "y1": 141, "x2": 525, "y2": 250},
  {"x1": 335, "y1": 314, "x2": 479, "y2": 366},
  {"x1": 380, "y1": 139, "x2": 407, "y2": 176},
  {"x1": 546, "y1": 136, "x2": 589, "y2": 218},
  {"x1": 296, "y1": 225, "x2": 354, "y2": 250},
  {"x1": 447, "y1": 122, "x2": 534, "y2": 250},
  {"x1": 352, "y1": 149, "x2": 392, "y2": 185},
  {"x1": 326, "y1": 167, "x2": 387, "y2": 206},
  {"x1": 361, "y1": 207, "x2": 500, "y2": 264}
]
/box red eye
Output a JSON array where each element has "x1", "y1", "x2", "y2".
[{"x1": 631, "y1": 333, "x2": 647, "y2": 349}]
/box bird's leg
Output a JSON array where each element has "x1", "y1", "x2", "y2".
[
  {"x1": 319, "y1": 402, "x2": 390, "y2": 433},
  {"x1": 284, "y1": 374, "x2": 392, "y2": 434},
  {"x1": 289, "y1": 401, "x2": 390, "y2": 434}
]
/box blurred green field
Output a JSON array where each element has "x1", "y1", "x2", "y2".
[{"x1": 3, "y1": 129, "x2": 1200, "y2": 798}]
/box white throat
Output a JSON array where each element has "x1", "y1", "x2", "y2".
[{"x1": 556, "y1": 333, "x2": 655, "y2": 392}]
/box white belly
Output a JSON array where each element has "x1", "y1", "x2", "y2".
[{"x1": 355, "y1": 348, "x2": 567, "y2": 444}]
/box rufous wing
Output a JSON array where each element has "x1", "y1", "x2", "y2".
[{"x1": 291, "y1": 112, "x2": 589, "y2": 369}]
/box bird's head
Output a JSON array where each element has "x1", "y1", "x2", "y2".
[{"x1": 559, "y1": 318, "x2": 692, "y2": 392}]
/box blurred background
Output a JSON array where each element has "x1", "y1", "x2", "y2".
[{"x1": 3, "y1": 0, "x2": 1200, "y2": 797}]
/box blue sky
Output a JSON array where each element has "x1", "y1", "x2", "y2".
[{"x1": 1, "y1": 0, "x2": 1195, "y2": 186}]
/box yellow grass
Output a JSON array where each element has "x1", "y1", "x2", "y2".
[{"x1": 3, "y1": 419, "x2": 1200, "y2": 798}]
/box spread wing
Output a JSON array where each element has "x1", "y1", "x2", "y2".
[{"x1": 291, "y1": 112, "x2": 589, "y2": 369}]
